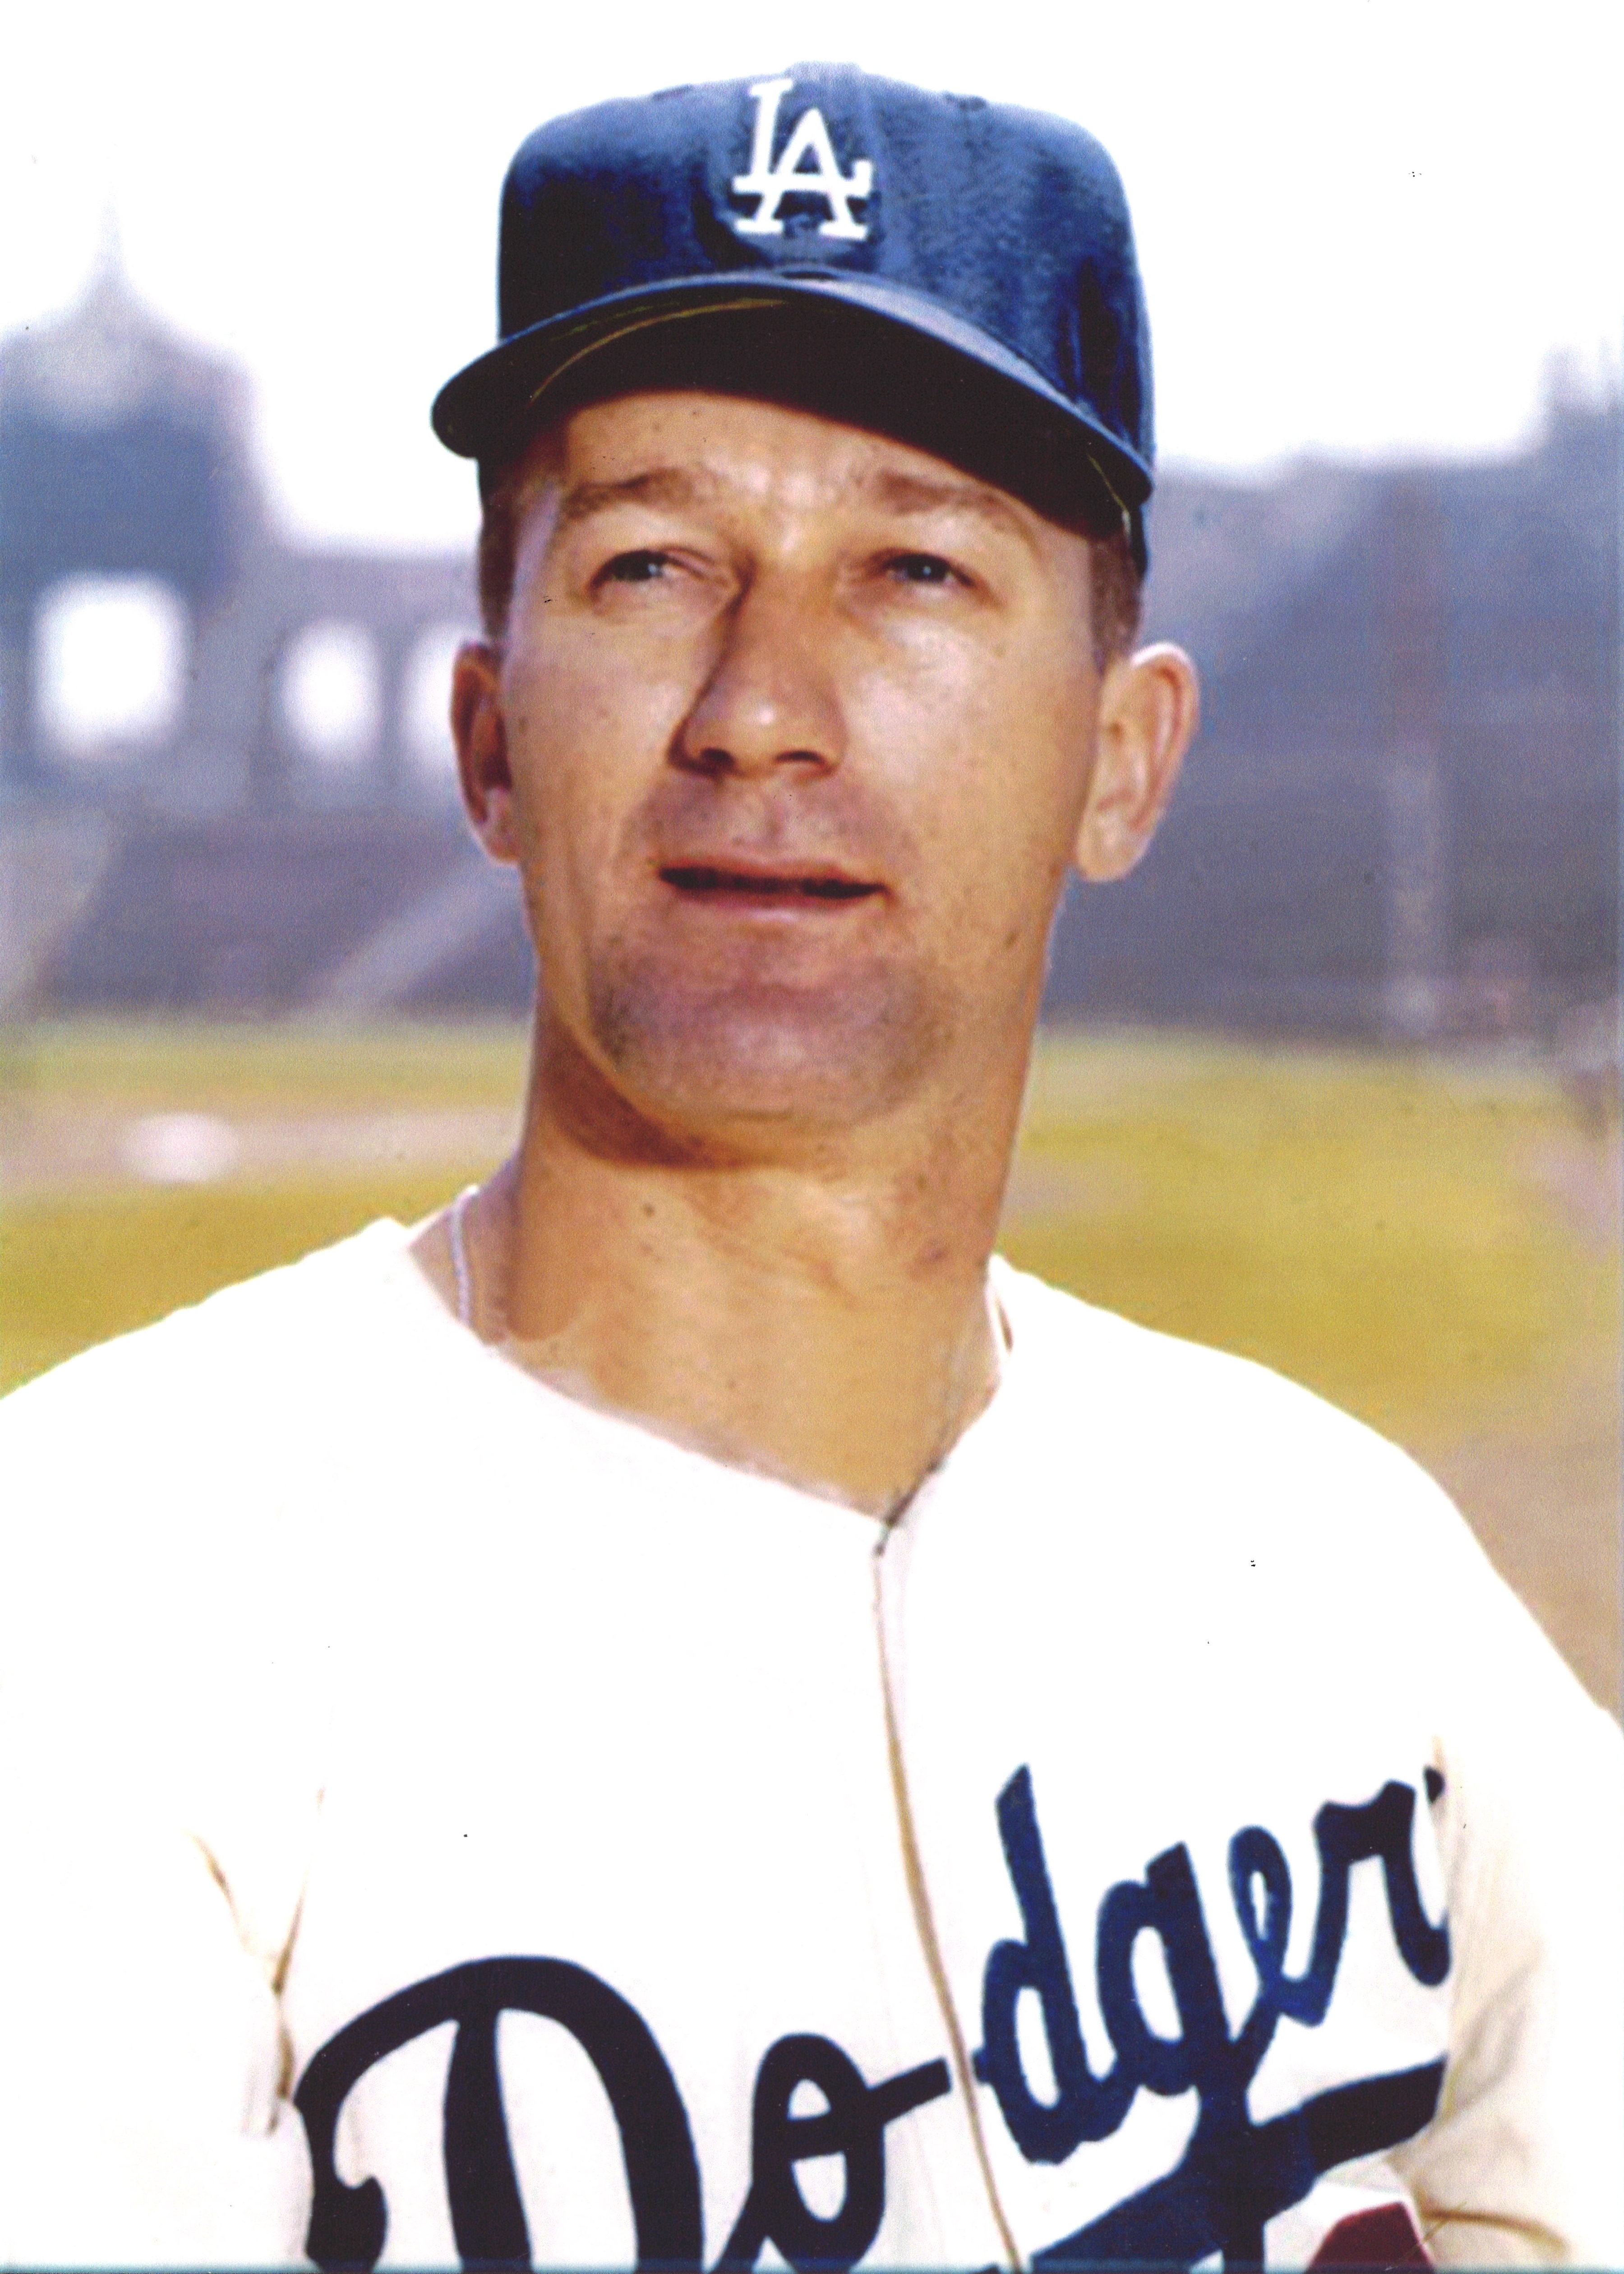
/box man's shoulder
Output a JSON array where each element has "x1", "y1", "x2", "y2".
[
  {"x1": 0, "y1": 1216, "x2": 459, "y2": 1719},
  {"x1": 995, "y1": 1253, "x2": 1408, "y2": 1452},
  {"x1": 987, "y1": 1255, "x2": 1476, "y2": 1569},
  {"x1": 0, "y1": 1216, "x2": 423, "y2": 1449},
  {"x1": 970, "y1": 1261, "x2": 1612, "y2": 1750}
]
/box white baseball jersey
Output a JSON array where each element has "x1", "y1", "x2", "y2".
[{"x1": 0, "y1": 1221, "x2": 1619, "y2": 2268}]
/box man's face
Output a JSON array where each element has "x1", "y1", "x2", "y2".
[{"x1": 464, "y1": 390, "x2": 1109, "y2": 1144}]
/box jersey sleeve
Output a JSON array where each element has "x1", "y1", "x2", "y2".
[
  {"x1": 0, "y1": 1321, "x2": 323, "y2": 2267},
  {"x1": 0, "y1": 1798, "x2": 312, "y2": 2266},
  {"x1": 1393, "y1": 1490, "x2": 1624, "y2": 2265}
]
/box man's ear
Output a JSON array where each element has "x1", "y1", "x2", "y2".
[
  {"x1": 1073, "y1": 642, "x2": 1200, "y2": 882},
  {"x1": 451, "y1": 641, "x2": 517, "y2": 863}
]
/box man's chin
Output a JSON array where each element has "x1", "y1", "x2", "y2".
[{"x1": 584, "y1": 974, "x2": 949, "y2": 1142}]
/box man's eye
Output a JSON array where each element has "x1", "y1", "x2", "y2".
[
  {"x1": 883, "y1": 552, "x2": 961, "y2": 587},
  {"x1": 597, "y1": 550, "x2": 673, "y2": 586}
]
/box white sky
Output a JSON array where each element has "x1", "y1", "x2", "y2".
[{"x1": 4, "y1": 0, "x2": 1619, "y2": 552}]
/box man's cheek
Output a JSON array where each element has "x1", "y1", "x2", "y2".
[{"x1": 546, "y1": 670, "x2": 685, "y2": 781}]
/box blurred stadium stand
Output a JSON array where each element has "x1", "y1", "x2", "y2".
[{"x1": 0, "y1": 256, "x2": 1616, "y2": 1038}]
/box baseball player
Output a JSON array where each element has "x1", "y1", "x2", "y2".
[{"x1": 1, "y1": 65, "x2": 1620, "y2": 2271}]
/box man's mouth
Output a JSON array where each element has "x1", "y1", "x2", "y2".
[{"x1": 658, "y1": 863, "x2": 881, "y2": 906}]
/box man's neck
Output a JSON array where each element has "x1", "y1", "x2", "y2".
[{"x1": 428, "y1": 1044, "x2": 1022, "y2": 1516}]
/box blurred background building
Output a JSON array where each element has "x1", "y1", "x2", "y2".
[{"x1": 0, "y1": 253, "x2": 1617, "y2": 1038}]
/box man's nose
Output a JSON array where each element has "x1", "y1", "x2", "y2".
[{"x1": 673, "y1": 579, "x2": 844, "y2": 779}]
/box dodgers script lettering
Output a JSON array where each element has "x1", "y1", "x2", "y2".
[
  {"x1": 294, "y1": 1770, "x2": 1450, "y2": 2270},
  {"x1": 295, "y1": 1958, "x2": 947, "y2": 2274},
  {"x1": 974, "y1": 1767, "x2": 1451, "y2": 2266}
]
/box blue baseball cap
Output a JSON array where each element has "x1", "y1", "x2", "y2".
[{"x1": 433, "y1": 65, "x2": 1155, "y2": 568}]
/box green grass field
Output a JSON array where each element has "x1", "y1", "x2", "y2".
[
  {"x1": 2, "y1": 1017, "x2": 1616, "y2": 1701},
  {"x1": 1005, "y1": 1033, "x2": 1617, "y2": 1449}
]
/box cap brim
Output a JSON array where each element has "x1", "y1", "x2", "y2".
[{"x1": 432, "y1": 273, "x2": 1151, "y2": 552}]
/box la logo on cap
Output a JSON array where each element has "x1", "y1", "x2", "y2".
[{"x1": 731, "y1": 77, "x2": 873, "y2": 241}]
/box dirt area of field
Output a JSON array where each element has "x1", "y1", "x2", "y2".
[
  {"x1": 1419, "y1": 1368, "x2": 1619, "y2": 1714},
  {"x1": 1425, "y1": 1127, "x2": 1618, "y2": 1710},
  {"x1": 0, "y1": 1100, "x2": 518, "y2": 1196}
]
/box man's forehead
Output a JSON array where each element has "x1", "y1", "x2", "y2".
[{"x1": 513, "y1": 391, "x2": 1054, "y2": 546}]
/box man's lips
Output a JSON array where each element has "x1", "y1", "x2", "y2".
[{"x1": 657, "y1": 860, "x2": 881, "y2": 906}]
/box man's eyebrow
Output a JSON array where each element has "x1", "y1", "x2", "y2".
[
  {"x1": 554, "y1": 467, "x2": 719, "y2": 528},
  {"x1": 549, "y1": 461, "x2": 1039, "y2": 550},
  {"x1": 864, "y1": 469, "x2": 1037, "y2": 548}
]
